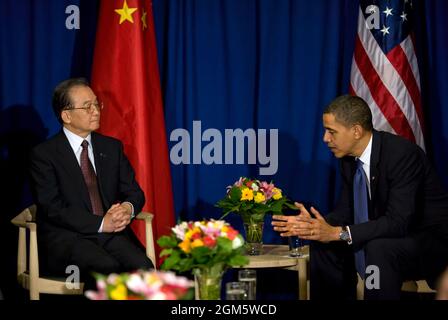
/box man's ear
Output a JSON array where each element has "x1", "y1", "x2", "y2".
[
  {"x1": 61, "y1": 111, "x2": 71, "y2": 124},
  {"x1": 353, "y1": 124, "x2": 363, "y2": 139}
]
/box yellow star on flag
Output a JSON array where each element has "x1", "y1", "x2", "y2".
[
  {"x1": 141, "y1": 10, "x2": 148, "y2": 30},
  {"x1": 115, "y1": 0, "x2": 137, "y2": 24}
]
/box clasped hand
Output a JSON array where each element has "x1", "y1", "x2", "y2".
[
  {"x1": 103, "y1": 203, "x2": 132, "y2": 233},
  {"x1": 271, "y1": 202, "x2": 339, "y2": 243}
]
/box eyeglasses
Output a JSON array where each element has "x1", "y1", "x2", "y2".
[{"x1": 64, "y1": 101, "x2": 104, "y2": 113}]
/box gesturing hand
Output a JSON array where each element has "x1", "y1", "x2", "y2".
[{"x1": 272, "y1": 202, "x2": 340, "y2": 243}]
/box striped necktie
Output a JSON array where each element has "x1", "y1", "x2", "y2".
[{"x1": 80, "y1": 140, "x2": 104, "y2": 216}]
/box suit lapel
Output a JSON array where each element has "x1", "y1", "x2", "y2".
[
  {"x1": 91, "y1": 132, "x2": 108, "y2": 209},
  {"x1": 369, "y1": 130, "x2": 381, "y2": 208},
  {"x1": 55, "y1": 131, "x2": 92, "y2": 210}
]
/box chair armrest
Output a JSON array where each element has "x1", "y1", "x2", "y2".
[
  {"x1": 11, "y1": 206, "x2": 38, "y2": 280},
  {"x1": 135, "y1": 211, "x2": 154, "y2": 222},
  {"x1": 11, "y1": 216, "x2": 36, "y2": 231},
  {"x1": 135, "y1": 212, "x2": 156, "y2": 269},
  {"x1": 11, "y1": 205, "x2": 36, "y2": 229}
]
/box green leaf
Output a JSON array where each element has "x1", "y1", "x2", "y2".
[
  {"x1": 178, "y1": 257, "x2": 193, "y2": 272},
  {"x1": 157, "y1": 235, "x2": 177, "y2": 248},
  {"x1": 159, "y1": 248, "x2": 173, "y2": 257},
  {"x1": 271, "y1": 200, "x2": 282, "y2": 210},
  {"x1": 228, "y1": 255, "x2": 249, "y2": 266},
  {"x1": 215, "y1": 199, "x2": 230, "y2": 208},
  {"x1": 160, "y1": 250, "x2": 181, "y2": 270},
  {"x1": 284, "y1": 201, "x2": 298, "y2": 210},
  {"x1": 217, "y1": 237, "x2": 232, "y2": 254},
  {"x1": 229, "y1": 187, "x2": 242, "y2": 201},
  {"x1": 191, "y1": 246, "x2": 211, "y2": 264}
]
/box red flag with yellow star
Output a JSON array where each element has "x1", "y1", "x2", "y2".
[{"x1": 91, "y1": 0, "x2": 175, "y2": 264}]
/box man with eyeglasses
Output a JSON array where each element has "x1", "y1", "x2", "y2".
[{"x1": 29, "y1": 78, "x2": 153, "y2": 290}]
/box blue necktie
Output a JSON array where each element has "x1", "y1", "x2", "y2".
[{"x1": 353, "y1": 159, "x2": 369, "y2": 278}]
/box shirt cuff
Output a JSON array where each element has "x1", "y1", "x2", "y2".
[
  {"x1": 346, "y1": 226, "x2": 353, "y2": 245},
  {"x1": 98, "y1": 218, "x2": 104, "y2": 233},
  {"x1": 123, "y1": 201, "x2": 135, "y2": 219}
]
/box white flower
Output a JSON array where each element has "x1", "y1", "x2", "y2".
[
  {"x1": 251, "y1": 183, "x2": 259, "y2": 191},
  {"x1": 97, "y1": 279, "x2": 106, "y2": 290},
  {"x1": 172, "y1": 222, "x2": 188, "y2": 240},
  {"x1": 148, "y1": 292, "x2": 168, "y2": 300},
  {"x1": 232, "y1": 235, "x2": 243, "y2": 249},
  {"x1": 106, "y1": 273, "x2": 120, "y2": 285},
  {"x1": 194, "y1": 221, "x2": 202, "y2": 227},
  {"x1": 126, "y1": 273, "x2": 147, "y2": 293}
]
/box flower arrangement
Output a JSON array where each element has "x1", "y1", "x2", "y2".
[
  {"x1": 157, "y1": 219, "x2": 249, "y2": 300},
  {"x1": 85, "y1": 270, "x2": 194, "y2": 300},
  {"x1": 215, "y1": 177, "x2": 295, "y2": 254},
  {"x1": 157, "y1": 219, "x2": 249, "y2": 272},
  {"x1": 216, "y1": 177, "x2": 295, "y2": 222}
]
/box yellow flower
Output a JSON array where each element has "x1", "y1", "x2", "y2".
[
  {"x1": 179, "y1": 240, "x2": 191, "y2": 253},
  {"x1": 191, "y1": 239, "x2": 204, "y2": 248},
  {"x1": 272, "y1": 188, "x2": 282, "y2": 200},
  {"x1": 222, "y1": 226, "x2": 229, "y2": 232},
  {"x1": 110, "y1": 283, "x2": 127, "y2": 300},
  {"x1": 241, "y1": 188, "x2": 254, "y2": 201},
  {"x1": 184, "y1": 230, "x2": 193, "y2": 241},
  {"x1": 254, "y1": 192, "x2": 266, "y2": 203}
]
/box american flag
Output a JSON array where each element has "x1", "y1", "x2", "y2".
[{"x1": 350, "y1": 0, "x2": 425, "y2": 150}]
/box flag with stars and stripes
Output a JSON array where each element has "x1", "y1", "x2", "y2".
[{"x1": 350, "y1": 0, "x2": 425, "y2": 149}]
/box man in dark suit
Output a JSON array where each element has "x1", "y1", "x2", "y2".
[
  {"x1": 29, "y1": 78, "x2": 153, "y2": 287},
  {"x1": 272, "y1": 95, "x2": 448, "y2": 299}
]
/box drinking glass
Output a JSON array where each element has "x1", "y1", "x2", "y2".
[
  {"x1": 225, "y1": 282, "x2": 248, "y2": 300},
  {"x1": 238, "y1": 269, "x2": 257, "y2": 300},
  {"x1": 288, "y1": 236, "x2": 304, "y2": 257}
]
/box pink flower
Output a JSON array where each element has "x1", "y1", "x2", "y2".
[
  {"x1": 85, "y1": 290, "x2": 107, "y2": 300},
  {"x1": 233, "y1": 177, "x2": 244, "y2": 187},
  {"x1": 85, "y1": 270, "x2": 193, "y2": 300},
  {"x1": 260, "y1": 181, "x2": 275, "y2": 200}
]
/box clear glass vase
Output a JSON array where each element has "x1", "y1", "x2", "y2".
[
  {"x1": 242, "y1": 213, "x2": 265, "y2": 255},
  {"x1": 193, "y1": 263, "x2": 225, "y2": 300}
]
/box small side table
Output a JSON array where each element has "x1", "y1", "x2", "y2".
[{"x1": 236, "y1": 244, "x2": 310, "y2": 300}]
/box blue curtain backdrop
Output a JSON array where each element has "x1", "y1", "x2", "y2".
[
  {"x1": 153, "y1": 0, "x2": 360, "y2": 242},
  {"x1": 1, "y1": 0, "x2": 447, "y2": 299}
]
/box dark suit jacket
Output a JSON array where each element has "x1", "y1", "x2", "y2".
[
  {"x1": 29, "y1": 130, "x2": 145, "y2": 273},
  {"x1": 326, "y1": 130, "x2": 448, "y2": 277}
]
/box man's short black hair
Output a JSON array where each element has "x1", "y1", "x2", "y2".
[
  {"x1": 324, "y1": 95, "x2": 373, "y2": 131},
  {"x1": 52, "y1": 77, "x2": 89, "y2": 124}
]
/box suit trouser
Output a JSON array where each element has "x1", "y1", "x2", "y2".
[
  {"x1": 68, "y1": 231, "x2": 154, "y2": 290},
  {"x1": 310, "y1": 237, "x2": 431, "y2": 300}
]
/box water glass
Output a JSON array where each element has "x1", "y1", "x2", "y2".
[
  {"x1": 225, "y1": 282, "x2": 248, "y2": 300},
  {"x1": 238, "y1": 269, "x2": 257, "y2": 300},
  {"x1": 288, "y1": 236, "x2": 304, "y2": 257}
]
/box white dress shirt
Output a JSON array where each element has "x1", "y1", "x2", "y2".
[
  {"x1": 358, "y1": 134, "x2": 372, "y2": 198},
  {"x1": 63, "y1": 127, "x2": 104, "y2": 232}
]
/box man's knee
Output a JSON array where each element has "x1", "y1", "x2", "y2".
[
  {"x1": 364, "y1": 238, "x2": 398, "y2": 265},
  {"x1": 126, "y1": 253, "x2": 154, "y2": 271},
  {"x1": 92, "y1": 257, "x2": 121, "y2": 275}
]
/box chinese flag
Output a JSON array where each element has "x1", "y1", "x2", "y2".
[{"x1": 91, "y1": 0, "x2": 175, "y2": 263}]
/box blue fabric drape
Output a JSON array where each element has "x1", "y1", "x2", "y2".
[
  {"x1": 152, "y1": 0, "x2": 448, "y2": 244},
  {"x1": 1, "y1": 0, "x2": 448, "y2": 299},
  {"x1": 153, "y1": 0, "x2": 359, "y2": 243}
]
